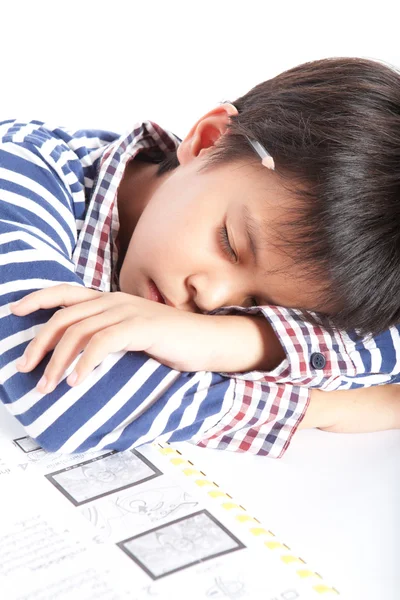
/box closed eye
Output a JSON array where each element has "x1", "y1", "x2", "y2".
[
  {"x1": 218, "y1": 225, "x2": 237, "y2": 261},
  {"x1": 218, "y1": 225, "x2": 259, "y2": 307}
]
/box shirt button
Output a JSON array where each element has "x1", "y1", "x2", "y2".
[{"x1": 310, "y1": 352, "x2": 326, "y2": 369}]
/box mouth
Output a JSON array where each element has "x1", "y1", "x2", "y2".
[{"x1": 148, "y1": 279, "x2": 167, "y2": 305}]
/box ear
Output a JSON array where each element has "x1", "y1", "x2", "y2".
[{"x1": 177, "y1": 102, "x2": 238, "y2": 166}]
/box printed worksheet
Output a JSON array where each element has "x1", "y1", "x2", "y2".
[{"x1": 0, "y1": 404, "x2": 339, "y2": 599}]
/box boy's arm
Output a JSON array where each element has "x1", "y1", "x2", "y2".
[
  {"x1": 299, "y1": 384, "x2": 400, "y2": 432},
  {"x1": 206, "y1": 314, "x2": 285, "y2": 372}
]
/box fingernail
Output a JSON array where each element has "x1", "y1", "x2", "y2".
[
  {"x1": 67, "y1": 371, "x2": 78, "y2": 386},
  {"x1": 37, "y1": 375, "x2": 48, "y2": 391},
  {"x1": 11, "y1": 300, "x2": 21, "y2": 307},
  {"x1": 16, "y1": 355, "x2": 27, "y2": 369}
]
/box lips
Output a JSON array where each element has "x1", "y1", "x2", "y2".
[{"x1": 148, "y1": 279, "x2": 166, "y2": 304}]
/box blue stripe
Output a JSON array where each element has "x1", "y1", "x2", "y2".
[
  {"x1": 0, "y1": 146, "x2": 74, "y2": 209},
  {"x1": 374, "y1": 328, "x2": 399, "y2": 374},
  {"x1": 0, "y1": 259, "x2": 77, "y2": 293}
]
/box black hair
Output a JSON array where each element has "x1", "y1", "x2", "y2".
[{"x1": 156, "y1": 57, "x2": 400, "y2": 337}]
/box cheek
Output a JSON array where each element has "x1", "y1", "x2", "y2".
[
  {"x1": 135, "y1": 201, "x2": 194, "y2": 261},
  {"x1": 120, "y1": 211, "x2": 178, "y2": 281}
]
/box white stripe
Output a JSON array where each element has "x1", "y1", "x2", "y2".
[
  {"x1": 0, "y1": 219, "x2": 71, "y2": 254},
  {"x1": 0, "y1": 278, "x2": 83, "y2": 302},
  {"x1": 9, "y1": 123, "x2": 42, "y2": 142},
  {"x1": 67, "y1": 136, "x2": 109, "y2": 152},
  {"x1": 83, "y1": 178, "x2": 94, "y2": 188},
  {"x1": 369, "y1": 338, "x2": 382, "y2": 373},
  {"x1": 80, "y1": 144, "x2": 110, "y2": 168},
  {"x1": 0, "y1": 189, "x2": 73, "y2": 254},
  {"x1": 0, "y1": 231, "x2": 75, "y2": 272},
  {"x1": 0, "y1": 246, "x2": 72, "y2": 272},
  {"x1": 347, "y1": 342, "x2": 367, "y2": 374}
]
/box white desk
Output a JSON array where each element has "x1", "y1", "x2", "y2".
[
  {"x1": 1, "y1": 399, "x2": 398, "y2": 599},
  {"x1": 172, "y1": 429, "x2": 400, "y2": 600}
]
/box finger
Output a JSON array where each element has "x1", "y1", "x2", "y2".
[
  {"x1": 68, "y1": 321, "x2": 138, "y2": 387},
  {"x1": 10, "y1": 283, "x2": 103, "y2": 315},
  {"x1": 16, "y1": 296, "x2": 116, "y2": 373},
  {"x1": 36, "y1": 309, "x2": 127, "y2": 393}
]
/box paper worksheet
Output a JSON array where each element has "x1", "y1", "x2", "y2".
[{"x1": 0, "y1": 403, "x2": 339, "y2": 599}]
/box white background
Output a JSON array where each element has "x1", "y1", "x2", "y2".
[
  {"x1": 2, "y1": 1, "x2": 400, "y2": 599},
  {"x1": 2, "y1": 0, "x2": 400, "y2": 137}
]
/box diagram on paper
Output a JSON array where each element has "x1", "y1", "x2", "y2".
[
  {"x1": 45, "y1": 449, "x2": 162, "y2": 505},
  {"x1": 81, "y1": 483, "x2": 200, "y2": 543},
  {"x1": 118, "y1": 510, "x2": 245, "y2": 580}
]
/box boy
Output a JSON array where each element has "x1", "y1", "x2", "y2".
[{"x1": 2, "y1": 56, "x2": 400, "y2": 458}]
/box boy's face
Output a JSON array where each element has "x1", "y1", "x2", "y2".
[{"x1": 118, "y1": 105, "x2": 329, "y2": 314}]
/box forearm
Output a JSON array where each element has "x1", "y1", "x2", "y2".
[
  {"x1": 299, "y1": 384, "x2": 400, "y2": 433},
  {"x1": 208, "y1": 314, "x2": 285, "y2": 373}
]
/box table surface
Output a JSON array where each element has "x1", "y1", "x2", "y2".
[
  {"x1": 172, "y1": 428, "x2": 400, "y2": 600},
  {"x1": 1, "y1": 402, "x2": 398, "y2": 599}
]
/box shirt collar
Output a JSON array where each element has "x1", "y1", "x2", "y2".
[{"x1": 72, "y1": 121, "x2": 180, "y2": 291}]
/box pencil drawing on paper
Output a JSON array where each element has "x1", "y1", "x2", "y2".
[
  {"x1": 117, "y1": 510, "x2": 245, "y2": 580},
  {"x1": 45, "y1": 449, "x2": 162, "y2": 505},
  {"x1": 81, "y1": 485, "x2": 199, "y2": 543},
  {"x1": 206, "y1": 575, "x2": 246, "y2": 598}
]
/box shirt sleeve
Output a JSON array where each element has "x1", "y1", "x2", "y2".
[
  {"x1": 205, "y1": 304, "x2": 400, "y2": 390},
  {"x1": 0, "y1": 122, "x2": 308, "y2": 459}
]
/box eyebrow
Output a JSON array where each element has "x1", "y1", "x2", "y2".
[{"x1": 242, "y1": 204, "x2": 261, "y2": 268}]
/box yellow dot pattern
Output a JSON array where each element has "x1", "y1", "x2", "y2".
[{"x1": 156, "y1": 443, "x2": 340, "y2": 596}]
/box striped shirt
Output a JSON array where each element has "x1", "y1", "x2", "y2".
[{"x1": 1, "y1": 119, "x2": 399, "y2": 459}]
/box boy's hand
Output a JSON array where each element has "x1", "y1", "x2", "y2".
[
  {"x1": 10, "y1": 283, "x2": 277, "y2": 393},
  {"x1": 10, "y1": 284, "x2": 223, "y2": 392}
]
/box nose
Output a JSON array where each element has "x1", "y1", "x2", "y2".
[{"x1": 187, "y1": 273, "x2": 245, "y2": 313}]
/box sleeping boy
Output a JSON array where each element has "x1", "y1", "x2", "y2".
[{"x1": 2, "y1": 56, "x2": 400, "y2": 457}]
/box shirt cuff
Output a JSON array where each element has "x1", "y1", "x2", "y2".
[
  {"x1": 205, "y1": 304, "x2": 356, "y2": 384},
  {"x1": 193, "y1": 378, "x2": 311, "y2": 459}
]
